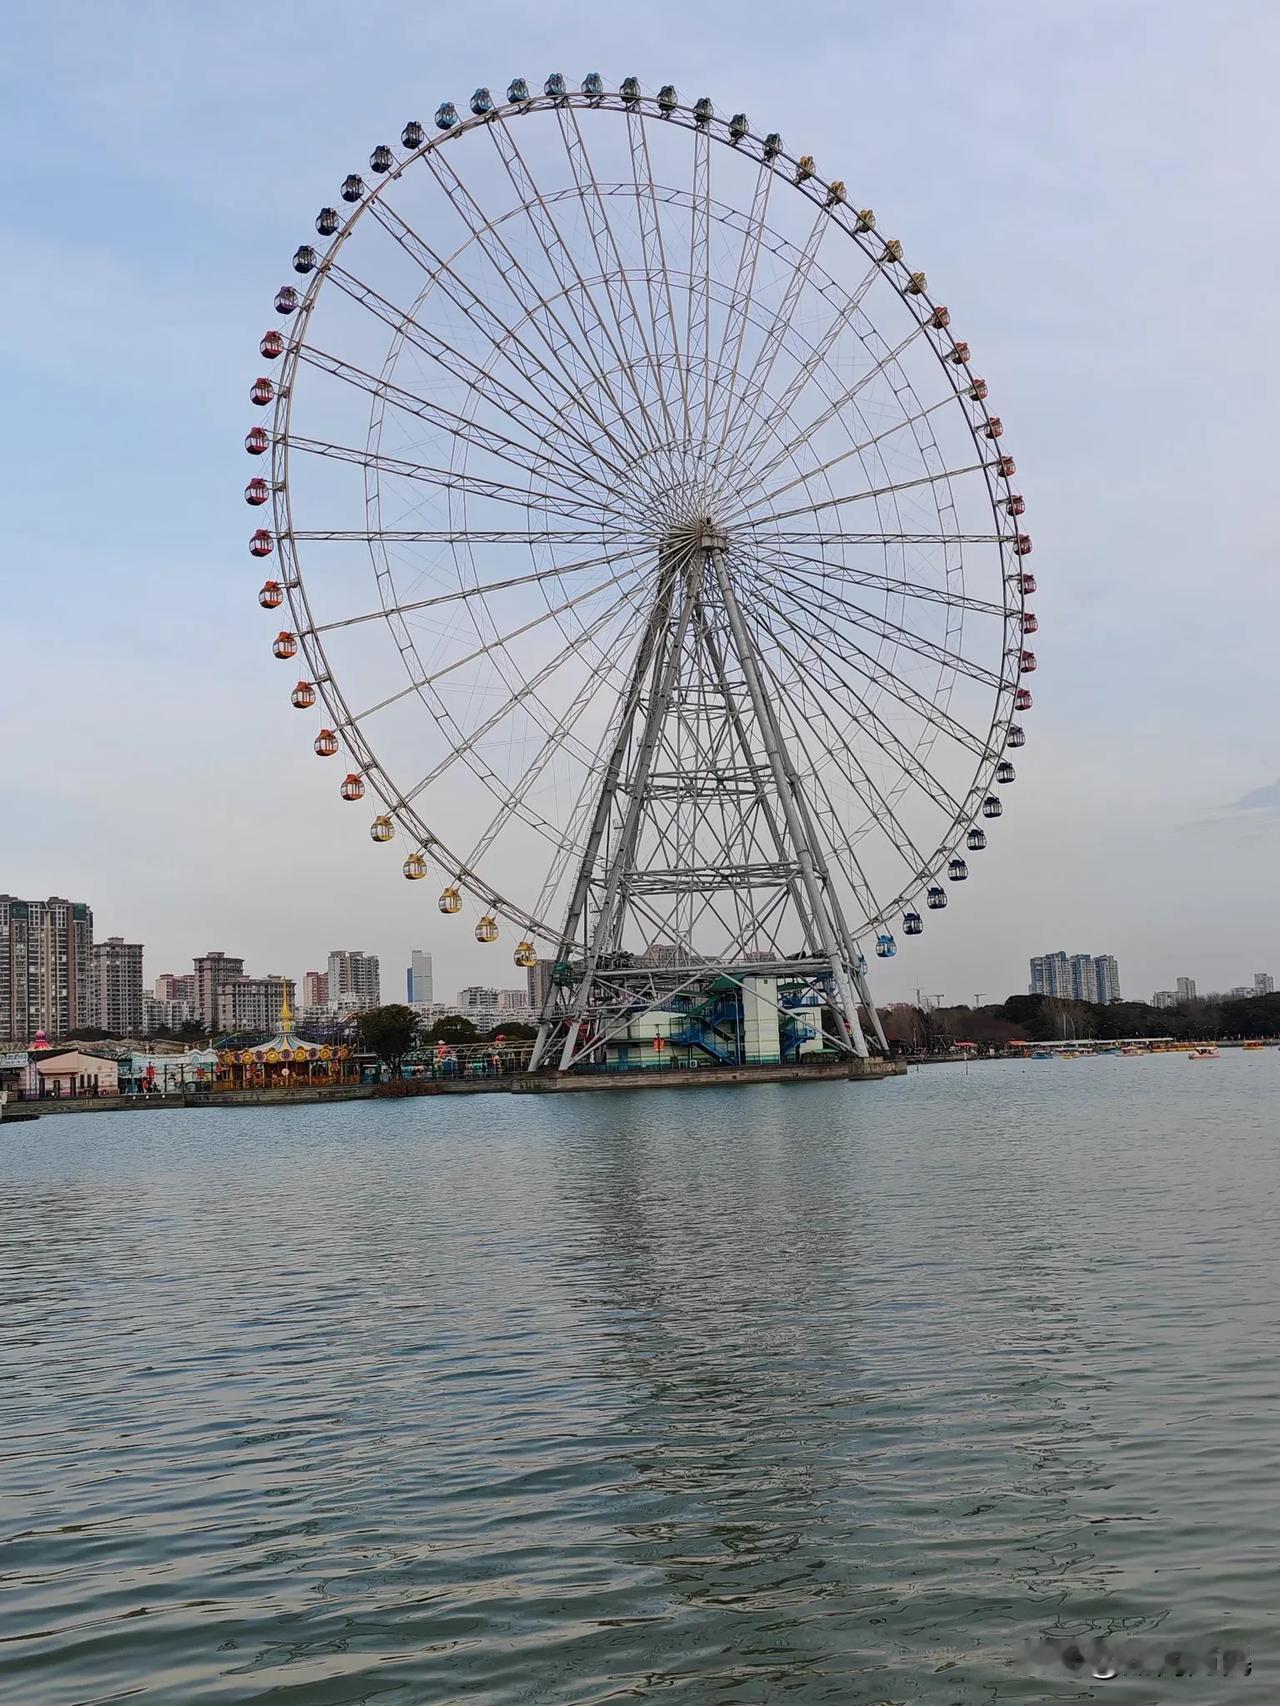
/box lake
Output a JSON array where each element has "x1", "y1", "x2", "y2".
[{"x1": 2, "y1": 1052, "x2": 1276, "y2": 1702}]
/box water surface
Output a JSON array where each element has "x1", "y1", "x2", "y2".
[{"x1": 2, "y1": 1054, "x2": 1277, "y2": 1701}]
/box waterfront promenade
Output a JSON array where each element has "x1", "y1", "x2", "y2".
[{"x1": 2, "y1": 1054, "x2": 905, "y2": 1119}]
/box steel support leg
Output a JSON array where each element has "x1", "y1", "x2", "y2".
[{"x1": 709, "y1": 543, "x2": 868, "y2": 1059}]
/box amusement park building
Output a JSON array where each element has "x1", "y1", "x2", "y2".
[{"x1": 598, "y1": 975, "x2": 830, "y2": 1071}]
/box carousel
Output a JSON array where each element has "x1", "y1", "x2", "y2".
[{"x1": 215, "y1": 990, "x2": 353, "y2": 1091}]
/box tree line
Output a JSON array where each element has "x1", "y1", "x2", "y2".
[
  {"x1": 883, "y1": 991, "x2": 1280, "y2": 1050},
  {"x1": 355, "y1": 1005, "x2": 537, "y2": 1071}
]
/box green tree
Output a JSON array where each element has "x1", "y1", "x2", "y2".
[
  {"x1": 481, "y1": 1020, "x2": 537, "y2": 1042},
  {"x1": 424, "y1": 1014, "x2": 479, "y2": 1046},
  {"x1": 357, "y1": 1004, "x2": 421, "y2": 1072},
  {"x1": 1220, "y1": 993, "x2": 1280, "y2": 1038}
]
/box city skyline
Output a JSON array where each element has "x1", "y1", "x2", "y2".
[
  {"x1": 5, "y1": 876, "x2": 1275, "y2": 1043},
  {"x1": 13, "y1": 868, "x2": 1279, "y2": 1038},
  {"x1": 3, "y1": 5, "x2": 1279, "y2": 1004}
]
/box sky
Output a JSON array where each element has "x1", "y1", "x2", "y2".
[{"x1": 2, "y1": 0, "x2": 1278, "y2": 1008}]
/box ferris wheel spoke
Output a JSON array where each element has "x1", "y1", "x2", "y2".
[
  {"x1": 297, "y1": 344, "x2": 612, "y2": 510},
  {"x1": 731, "y1": 390, "x2": 960, "y2": 518},
  {"x1": 312, "y1": 546, "x2": 651, "y2": 635},
  {"x1": 418, "y1": 143, "x2": 655, "y2": 464},
  {"x1": 556, "y1": 104, "x2": 679, "y2": 446},
  {"x1": 463, "y1": 646, "x2": 635, "y2": 872},
  {"x1": 752, "y1": 531, "x2": 1003, "y2": 548},
  {"x1": 361, "y1": 197, "x2": 640, "y2": 475},
  {"x1": 757, "y1": 542, "x2": 1005, "y2": 617},
  {"x1": 530, "y1": 697, "x2": 644, "y2": 928},
  {"x1": 732, "y1": 320, "x2": 933, "y2": 502},
  {"x1": 482, "y1": 122, "x2": 665, "y2": 456},
  {"x1": 759, "y1": 557, "x2": 1003, "y2": 688},
  {"x1": 293, "y1": 528, "x2": 641, "y2": 545},
  {"x1": 626, "y1": 105, "x2": 693, "y2": 458},
  {"x1": 729, "y1": 460, "x2": 992, "y2": 532},
  {"x1": 758, "y1": 588, "x2": 994, "y2": 760},
  {"x1": 738, "y1": 559, "x2": 992, "y2": 757},
  {"x1": 688, "y1": 123, "x2": 713, "y2": 448},
  {"x1": 705, "y1": 156, "x2": 773, "y2": 449},
  {"x1": 751, "y1": 593, "x2": 966, "y2": 819},
  {"x1": 289, "y1": 436, "x2": 627, "y2": 526},
  {"x1": 326, "y1": 252, "x2": 632, "y2": 491},
  {"x1": 711, "y1": 203, "x2": 830, "y2": 478},
  {"x1": 747, "y1": 643, "x2": 889, "y2": 923},
  {"x1": 753, "y1": 621, "x2": 936, "y2": 881},
  {"x1": 348, "y1": 554, "x2": 649, "y2": 724},
  {"x1": 395, "y1": 572, "x2": 653, "y2": 821},
  {"x1": 725, "y1": 255, "x2": 882, "y2": 476}
]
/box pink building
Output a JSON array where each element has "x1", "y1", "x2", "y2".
[{"x1": 35, "y1": 1050, "x2": 120, "y2": 1098}]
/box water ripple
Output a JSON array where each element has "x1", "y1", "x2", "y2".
[{"x1": 1, "y1": 1056, "x2": 1277, "y2": 1700}]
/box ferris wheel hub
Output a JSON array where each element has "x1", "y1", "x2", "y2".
[{"x1": 659, "y1": 520, "x2": 729, "y2": 558}]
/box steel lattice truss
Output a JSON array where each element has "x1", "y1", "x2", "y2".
[{"x1": 246, "y1": 75, "x2": 1037, "y2": 1069}]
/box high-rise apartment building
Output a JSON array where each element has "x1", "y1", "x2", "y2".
[
  {"x1": 1255, "y1": 972, "x2": 1275, "y2": 995},
  {"x1": 1029, "y1": 952, "x2": 1070, "y2": 998},
  {"x1": 497, "y1": 988, "x2": 530, "y2": 1011},
  {"x1": 527, "y1": 958, "x2": 554, "y2": 1015},
  {"x1": 1031, "y1": 951, "x2": 1120, "y2": 1003},
  {"x1": 1093, "y1": 955, "x2": 1121, "y2": 1003},
  {"x1": 407, "y1": 949, "x2": 434, "y2": 1005},
  {"x1": 327, "y1": 950, "x2": 380, "y2": 1009},
  {"x1": 140, "y1": 994, "x2": 194, "y2": 1035},
  {"x1": 0, "y1": 894, "x2": 95, "y2": 1041},
  {"x1": 153, "y1": 972, "x2": 180, "y2": 1002},
  {"x1": 1069, "y1": 954, "x2": 1097, "y2": 1004},
  {"x1": 215, "y1": 975, "x2": 296, "y2": 1033},
  {"x1": 92, "y1": 937, "x2": 144, "y2": 1035},
  {"x1": 1152, "y1": 990, "x2": 1178, "y2": 1009},
  {"x1": 302, "y1": 970, "x2": 329, "y2": 1008},
  {"x1": 193, "y1": 952, "x2": 245, "y2": 1029},
  {"x1": 457, "y1": 985, "x2": 499, "y2": 1009},
  {"x1": 1176, "y1": 976, "x2": 1197, "y2": 1003}
]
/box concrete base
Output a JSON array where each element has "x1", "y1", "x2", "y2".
[
  {"x1": 513, "y1": 1057, "x2": 905, "y2": 1093},
  {"x1": 199, "y1": 1084, "x2": 377, "y2": 1108},
  {"x1": 7, "y1": 1093, "x2": 186, "y2": 1118}
]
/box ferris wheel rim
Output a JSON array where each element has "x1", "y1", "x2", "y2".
[{"x1": 260, "y1": 78, "x2": 1032, "y2": 949}]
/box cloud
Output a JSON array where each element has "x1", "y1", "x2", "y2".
[{"x1": 1234, "y1": 778, "x2": 1280, "y2": 813}]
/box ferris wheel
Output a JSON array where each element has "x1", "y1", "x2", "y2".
[{"x1": 247, "y1": 73, "x2": 1036, "y2": 1071}]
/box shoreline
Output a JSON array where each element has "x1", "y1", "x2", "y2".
[{"x1": 2, "y1": 1056, "x2": 906, "y2": 1119}]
